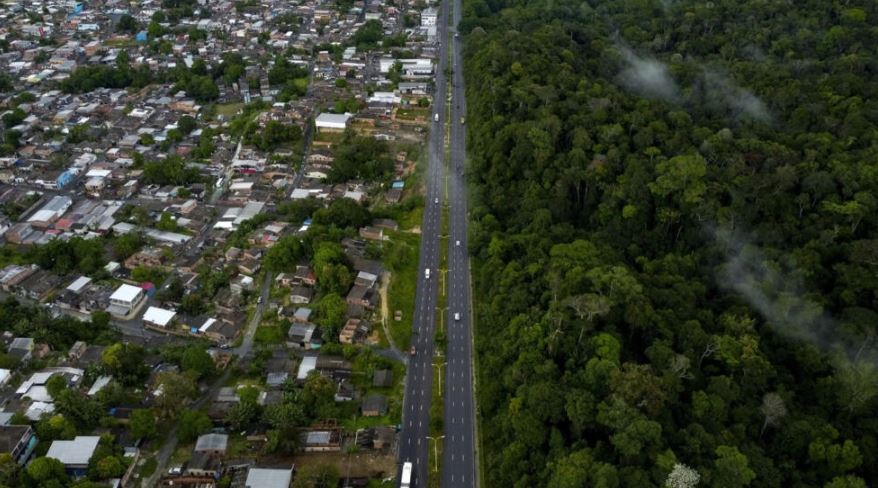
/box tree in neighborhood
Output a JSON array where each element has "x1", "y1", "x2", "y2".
[
  {"x1": 153, "y1": 371, "x2": 197, "y2": 419},
  {"x1": 129, "y1": 409, "x2": 157, "y2": 440},
  {"x1": 177, "y1": 410, "x2": 212, "y2": 443}
]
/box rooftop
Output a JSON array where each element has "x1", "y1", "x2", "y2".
[
  {"x1": 245, "y1": 467, "x2": 293, "y2": 488},
  {"x1": 46, "y1": 436, "x2": 100, "y2": 466},
  {"x1": 109, "y1": 283, "x2": 142, "y2": 303}
]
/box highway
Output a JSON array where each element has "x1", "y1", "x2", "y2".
[
  {"x1": 397, "y1": 0, "x2": 451, "y2": 484},
  {"x1": 442, "y1": 0, "x2": 478, "y2": 484}
]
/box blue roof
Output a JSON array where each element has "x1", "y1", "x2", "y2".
[
  {"x1": 135, "y1": 31, "x2": 148, "y2": 41},
  {"x1": 391, "y1": 180, "x2": 405, "y2": 189}
]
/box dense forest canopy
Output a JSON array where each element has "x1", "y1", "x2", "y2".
[{"x1": 461, "y1": 0, "x2": 878, "y2": 486}]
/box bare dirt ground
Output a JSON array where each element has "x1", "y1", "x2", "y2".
[{"x1": 292, "y1": 450, "x2": 397, "y2": 479}]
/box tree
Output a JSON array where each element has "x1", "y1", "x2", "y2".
[
  {"x1": 712, "y1": 446, "x2": 756, "y2": 488},
  {"x1": 94, "y1": 456, "x2": 125, "y2": 479},
  {"x1": 117, "y1": 14, "x2": 138, "y2": 33},
  {"x1": 177, "y1": 410, "x2": 212, "y2": 443},
  {"x1": 666, "y1": 463, "x2": 701, "y2": 488},
  {"x1": 264, "y1": 236, "x2": 306, "y2": 272},
  {"x1": 130, "y1": 409, "x2": 157, "y2": 440},
  {"x1": 177, "y1": 115, "x2": 197, "y2": 135},
  {"x1": 46, "y1": 374, "x2": 67, "y2": 399},
  {"x1": 314, "y1": 293, "x2": 347, "y2": 342},
  {"x1": 292, "y1": 463, "x2": 339, "y2": 488},
  {"x1": 102, "y1": 343, "x2": 149, "y2": 386},
  {"x1": 54, "y1": 390, "x2": 104, "y2": 430},
  {"x1": 26, "y1": 457, "x2": 67, "y2": 486},
  {"x1": 759, "y1": 392, "x2": 787, "y2": 434},
  {"x1": 153, "y1": 371, "x2": 197, "y2": 419},
  {"x1": 181, "y1": 346, "x2": 214, "y2": 379},
  {"x1": 825, "y1": 475, "x2": 868, "y2": 488}
]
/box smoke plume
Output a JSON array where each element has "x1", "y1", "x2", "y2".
[
  {"x1": 617, "y1": 46, "x2": 681, "y2": 103},
  {"x1": 702, "y1": 69, "x2": 772, "y2": 123}
]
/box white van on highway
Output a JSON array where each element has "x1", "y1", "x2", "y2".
[
  {"x1": 425, "y1": 268, "x2": 431, "y2": 279},
  {"x1": 454, "y1": 312, "x2": 461, "y2": 321}
]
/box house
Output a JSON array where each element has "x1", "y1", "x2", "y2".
[
  {"x1": 373, "y1": 369, "x2": 393, "y2": 388},
  {"x1": 293, "y1": 266, "x2": 317, "y2": 286},
  {"x1": 0, "y1": 425, "x2": 37, "y2": 465},
  {"x1": 300, "y1": 430, "x2": 341, "y2": 452},
  {"x1": 296, "y1": 355, "x2": 317, "y2": 381},
  {"x1": 359, "y1": 226, "x2": 383, "y2": 241},
  {"x1": 7, "y1": 337, "x2": 34, "y2": 363},
  {"x1": 361, "y1": 394, "x2": 388, "y2": 417},
  {"x1": 275, "y1": 273, "x2": 295, "y2": 288},
  {"x1": 289, "y1": 285, "x2": 313, "y2": 304},
  {"x1": 287, "y1": 324, "x2": 320, "y2": 350},
  {"x1": 194, "y1": 433, "x2": 228, "y2": 457},
  {"x1": 18, "y1": 270, "x2": 61, "y2": 301},
  {"x1": 245, "y1": 467, "x2": 294, "y2": 488},
  {"x1": 335, "y1": 380, "x2": 355, "y2": 402},
  {"x1": 45, "y1": 436, "x2": 101, "y2": 477},
  {"x1": 196, "y1": 318, "x2": 241, "y2": 344},
  {"x1": 316, "y1": 356, "x2": 353, "y2": 380},
  {"x1": 421, "y1": 6, "x2": 438, "y2": 26},
  {"x1": 346, "y1": 285, "x2": 377, "y2": 309},
  {"x1": 186, "y1": 451, "x2": 222, "y2": 478},
  {"x1": 124, "y1": 248, "x2": 165, "y2": 270},
  {"x1": 354, "y1": 271, "x2": 378, "y2": 288},
  {"x1": 27, "y1": 195, "x2": 72, "y2": 227},
  {"x1": 230, "y1": 275, "x2": 255, "y2": 295},
  {"x1": 143, "y1": 306, "x2": 176, "y2": 329},
  {"x1": 291, "y1": 307, "x2": 313, "y2": 324},
  {"x1": 339, "y1": 318, "x2": 370, "y2": 345},
  {"x1": 107, "y1": 283, "x2": 145, "y2": 316},
  {"x1": 238, "y1": 257, "x2": 261, "y2": 276}
]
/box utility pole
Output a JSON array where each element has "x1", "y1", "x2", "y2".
[
  {"x1": 426, "y1": 435, "x2": 445, "y2": 472},
  {"x1": 432, "y1": 361, "x2": 447, "y2": 392}
]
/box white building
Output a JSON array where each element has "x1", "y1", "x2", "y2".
[
  {"x1": 27, "y1": 196, "x2": 72, "y2": 226},
  {"x1": 143, "y1": 306, "x2": 176, "y2": 328},
  {"x1": 46, "y1": 436, "x2": 100, "y2": 474},
  {"x1": 245, "y1": 467, "x2": 294, "y2": 488},
  {"x1": 421, "y1": 7, "x2": 437, "y2": 26},
  {"x1": 108, "y1": 284, "x2": 144, "y2": 316},
  {"x1": 369, "y1": 91, "x2": 401, "y2": 104},
  {"x1": 315, "y1": 113, "x2": 352, "y2": 132}
]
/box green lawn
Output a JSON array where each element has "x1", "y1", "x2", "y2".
[
  {"x1": 215, "y1": 102, "x2": 245, "y2": 118},
  {"x1": 385, "y1": 232, "x2": 420, "y2": 349},
  {"x1": 396, "y1": 107, "x2": 431, "y2": 121},
  {"x1": 254, "y1": 325, "x2": 286, "y2": 344}
]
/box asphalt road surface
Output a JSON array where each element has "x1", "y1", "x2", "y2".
[
  {"x1": 397, "y1": 0, "x2": 450, "y2": 484},
  {"x1": 442, "y1": 0, "x2": 478, "y2": 484}
]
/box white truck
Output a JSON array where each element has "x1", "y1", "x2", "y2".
[
  {"x1": 424, "y1": 268, "x2": 431, "y2": 279},
  {"x1": 434, "y1": 113, "x2": 439, "y2": 122},
  {"x1": 400, "y1": 462, "x2": 413, "y2": 488}
]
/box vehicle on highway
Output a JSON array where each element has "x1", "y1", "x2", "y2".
[
  {"x1": 401, "y1": 462, "x2": 413, "y2": 487},
  {"x1": 455, "y1": 240, "x2": 460, "y2": 246},
  {"x1": 434, "y1": 197, "x2": 439, "y2": 204},
  {"x1": 409, "y1": 345, "x2": 416, "y2": 356},
  {"x1": 257, "y1": 296, "x2": 263, "y2": 304},
  {"x1": 434, "y1": 113, "x2": 439, "y2": 122},
  {"x1": 460, "y1": 117, "x2": 465, "y2": 124},
  {"x1": 454, "y1": 312, "x2": 461, "y2": 321},
  {"x1": 455, "y1": 32, "x2": 460, "y2": 38},
  {"x1": 424, "y1": 268, "x2": 431, "y2": 279}
]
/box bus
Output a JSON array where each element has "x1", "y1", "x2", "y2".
[{"x1": 400, "y1": 462, "x2": 412, "y2": 488}]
